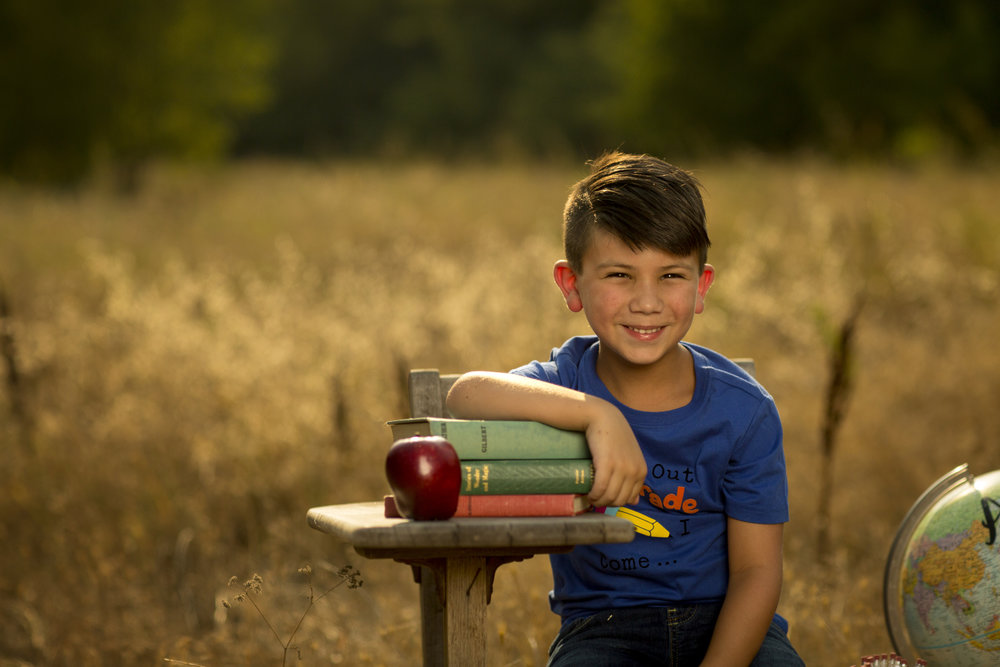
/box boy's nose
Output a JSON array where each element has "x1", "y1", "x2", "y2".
[{"x1": 630, "y1": 282, "x2": 663, "y2": 313}]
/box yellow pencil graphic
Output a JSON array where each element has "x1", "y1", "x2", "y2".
[{"x1": 604, "y1": 506, "x2": 670, "y2": 538}]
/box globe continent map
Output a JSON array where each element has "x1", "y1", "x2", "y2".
[{"x1": 886, "y1": 465, "x2": 1000, "y2": 666}]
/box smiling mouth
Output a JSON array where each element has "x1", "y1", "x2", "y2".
[{"x1": 625, "y1": 325, "x2": 663, "y2": 335}]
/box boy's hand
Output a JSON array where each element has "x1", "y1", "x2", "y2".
[{"x1": 585, "y1": 404, "x2": 647, "y2": 508}]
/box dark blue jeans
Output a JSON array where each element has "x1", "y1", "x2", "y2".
[{"x1": 547, "y1": 604, "x2": 805, "y2": 666}]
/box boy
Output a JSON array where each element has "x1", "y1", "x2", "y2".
[{"x1": 446, "y1": 152, "x2": 804, "y2": 666}]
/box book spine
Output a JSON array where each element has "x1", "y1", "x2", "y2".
[
  {"x1": 383, "y1": 493, "x2": 590, "y2": 518},
  {"x1": 461, "y1": 459, "x2": 594, "y2": 495},
  {"x1": 454, "y1": 494, "x2": 589, "y2": 517},
  {"x1": 389, "y1": 419, "x2": 590, "y2": 460}
]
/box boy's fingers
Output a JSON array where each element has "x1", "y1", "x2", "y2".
[
  {"x1": 627, "y1": 481, "x2": 643, "y2": 506},
  {"x1": 609, "y1": 469, "x2": 645, "y2": 506},
  {"x1": 596, "y1": 473, "x2": 638, "y2": 508},
  {"x1": 588, "y1": 464, "x2": 647, "y2": 506},
  {"x1": 589, "y1": 473, "x2": 623, "y2": 507},
  {"x1": 610, "y1": 485, "x2": 631, "y2": 508},
  {"x1": 621, "y1": 483, "x2": 641, "y2": 507},
  {"x1": 588, "y1": 484, "x2": 615, "y2": 507},
  {"x1": 605, "y1": 479, "x2": 628, "y2": 507},
  {"x1": 587, "y1": 468, "x2": 610, "y2": 505}
]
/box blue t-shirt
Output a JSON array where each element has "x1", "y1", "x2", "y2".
[{"x1": 511, "y1": 335, "x2": 789, "y2": 625}]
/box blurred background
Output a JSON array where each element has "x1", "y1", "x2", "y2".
[
  {"x1": 1, "y1": 1, "x2": 999, "y2": 665},
  {"x1": 3, "y1": 0, "x2": 999, "y2": 184}
]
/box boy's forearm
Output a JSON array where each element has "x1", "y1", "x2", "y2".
[
  {"x1": 446, "y1": 371, "x2": 604, "y2": 430},
  {"x1": 700, "y1": 517, "x2": 784, "y2": 667},
  {"x1": 699, "y1": 563, "x2": 782, "y2": 667}
]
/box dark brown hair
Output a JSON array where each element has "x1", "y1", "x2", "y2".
[{"x1": 563, "y1": 151, "x2": 710, "y2": 271}]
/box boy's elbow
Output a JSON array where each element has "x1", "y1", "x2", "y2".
[
  {"x1": 446, "y1": 371, "x2": 541, "y2": 420},
  {"x1": 445, "y1": 371, "x2": 492, "y2": 416}
]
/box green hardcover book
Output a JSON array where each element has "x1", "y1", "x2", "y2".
[
  {"x1": 460, "y1": 459, "x2": 594, "y2": 495},
  {"x1": 387, "y1": 417, "x2": 590, "y2": 460}
]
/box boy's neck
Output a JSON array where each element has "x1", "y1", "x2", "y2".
[{"x1": 596, "y1": 343, "x2": 696, "y2": 412}]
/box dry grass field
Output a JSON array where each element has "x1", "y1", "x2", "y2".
[{"x1": 1, "y1": 157, "x2": 998, "y2": 666}]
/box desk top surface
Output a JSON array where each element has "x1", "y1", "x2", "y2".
[{"x1": 308, "y1": 501, "x2": 634, "y2": 554}]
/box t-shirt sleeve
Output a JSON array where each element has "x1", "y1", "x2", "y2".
[
  {"x1": 509, "y1": 336, "x2": 593, "y2": 389},
  {"x1": 510, "y1": 359, "x2": 556, "y2": 382},
  {"x1": 509, "y1": 345, "x2": 571, "y2": 386},
  {"x1": 722, "y1": 399, "x2": 789, "y2": 524}
]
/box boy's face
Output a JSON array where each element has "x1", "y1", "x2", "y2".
[{"x1": 554, "y1": 228, "x2": 714, "y2": 374}]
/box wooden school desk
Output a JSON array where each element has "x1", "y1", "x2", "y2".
[{"x1": 307, "y1": 501, "x2": 633, "y2": 666}]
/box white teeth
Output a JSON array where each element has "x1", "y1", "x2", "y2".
[{"x1": 629, "y1": 326, "x2": 661, "y2": 334}]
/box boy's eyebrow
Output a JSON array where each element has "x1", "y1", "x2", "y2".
[{"x1": 594, "y1": 259, "x2": 696, "y2": 271}]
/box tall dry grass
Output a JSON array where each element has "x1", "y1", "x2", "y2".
[{"x1": 1, "y1": 157, "x2": 998, "y2": 666}]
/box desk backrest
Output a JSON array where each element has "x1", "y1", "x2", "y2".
[
  {"x1": 407, "y1": 359, "x2": 756, "y2": 419},
  {"x1": 408, "y1": 369, "x2": 461, "y2": 418}
]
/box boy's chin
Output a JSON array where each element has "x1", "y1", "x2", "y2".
[{"x1": 604, "y1": 343, "x2": 679, "y2": 369}]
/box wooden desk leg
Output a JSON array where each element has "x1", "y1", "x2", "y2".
[
  {"x1": 444, "y1": 556, "x2": 488, "y2": 667},
  {"x1": 411, "y1": 557, "x2": 488, "y2": 666},
  {"x1": 416, "y1": 565, "x2": 446, "y2": 666}
]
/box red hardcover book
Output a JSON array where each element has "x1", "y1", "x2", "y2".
[{"x1": 384, "y1": 494, "x2": 591, "y2": 518}]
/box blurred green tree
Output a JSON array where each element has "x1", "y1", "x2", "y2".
[
  {"x1": 0, "y1": 0, "x2": 276, "y2": 184},
  {"x1": 3, "y1": 0, "x2": 999, "y2": 182},
  {"x1": 605, "y1": 0, "x2": 1000, "y2": 158},
  {"x1": 234, "y1": 0, "x2": 611, "y2": 158}
]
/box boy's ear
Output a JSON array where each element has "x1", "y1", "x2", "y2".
[
  {"x1": 695, "y1": 263, "x2": 716, "y2": 315},
  {"x1": 553, "y1": 260, "x2": 584, "y2": 312}
]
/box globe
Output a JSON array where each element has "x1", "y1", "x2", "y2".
[{"x1": 884, "y1": 464, "x2": 1000, "y2": 665}]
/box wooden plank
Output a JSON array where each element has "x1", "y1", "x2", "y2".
[
  {"x1": 439, "y1": 374, "x2": 459, "y2": 418},
  {"x1": 307, "y1": 502, "x2": 634, "y2": 552},
  {"x1": 417, "y1": 565, "x2": 446, "y2": 666},
  {"x1": 408, "y1": 369, "x2": 445, "y2": 418},
  {"x1": 445, "y1": 557, "x2": 487, "y2": 667},
  {"x1": 406, "y1": 369, "x2": 451, "y2": 667},
  {"x1": 734, "y1": 358, "x2": 756, "y2": 378}
]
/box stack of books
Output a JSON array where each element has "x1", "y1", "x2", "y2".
[{"x1": 385, "y1": 417, "x2": 594, "y2": 517}]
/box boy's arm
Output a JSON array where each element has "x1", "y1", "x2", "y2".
[
  {"x1": 446, "y1": 371, "x2": 647, "y2": 507},
  {"x1": 699, "y1": 519, "x2": 784, "y2": 667}
]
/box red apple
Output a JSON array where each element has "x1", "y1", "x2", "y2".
[{"x1": 385, "y1": 435, "x2": 461, "y2": 520}]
